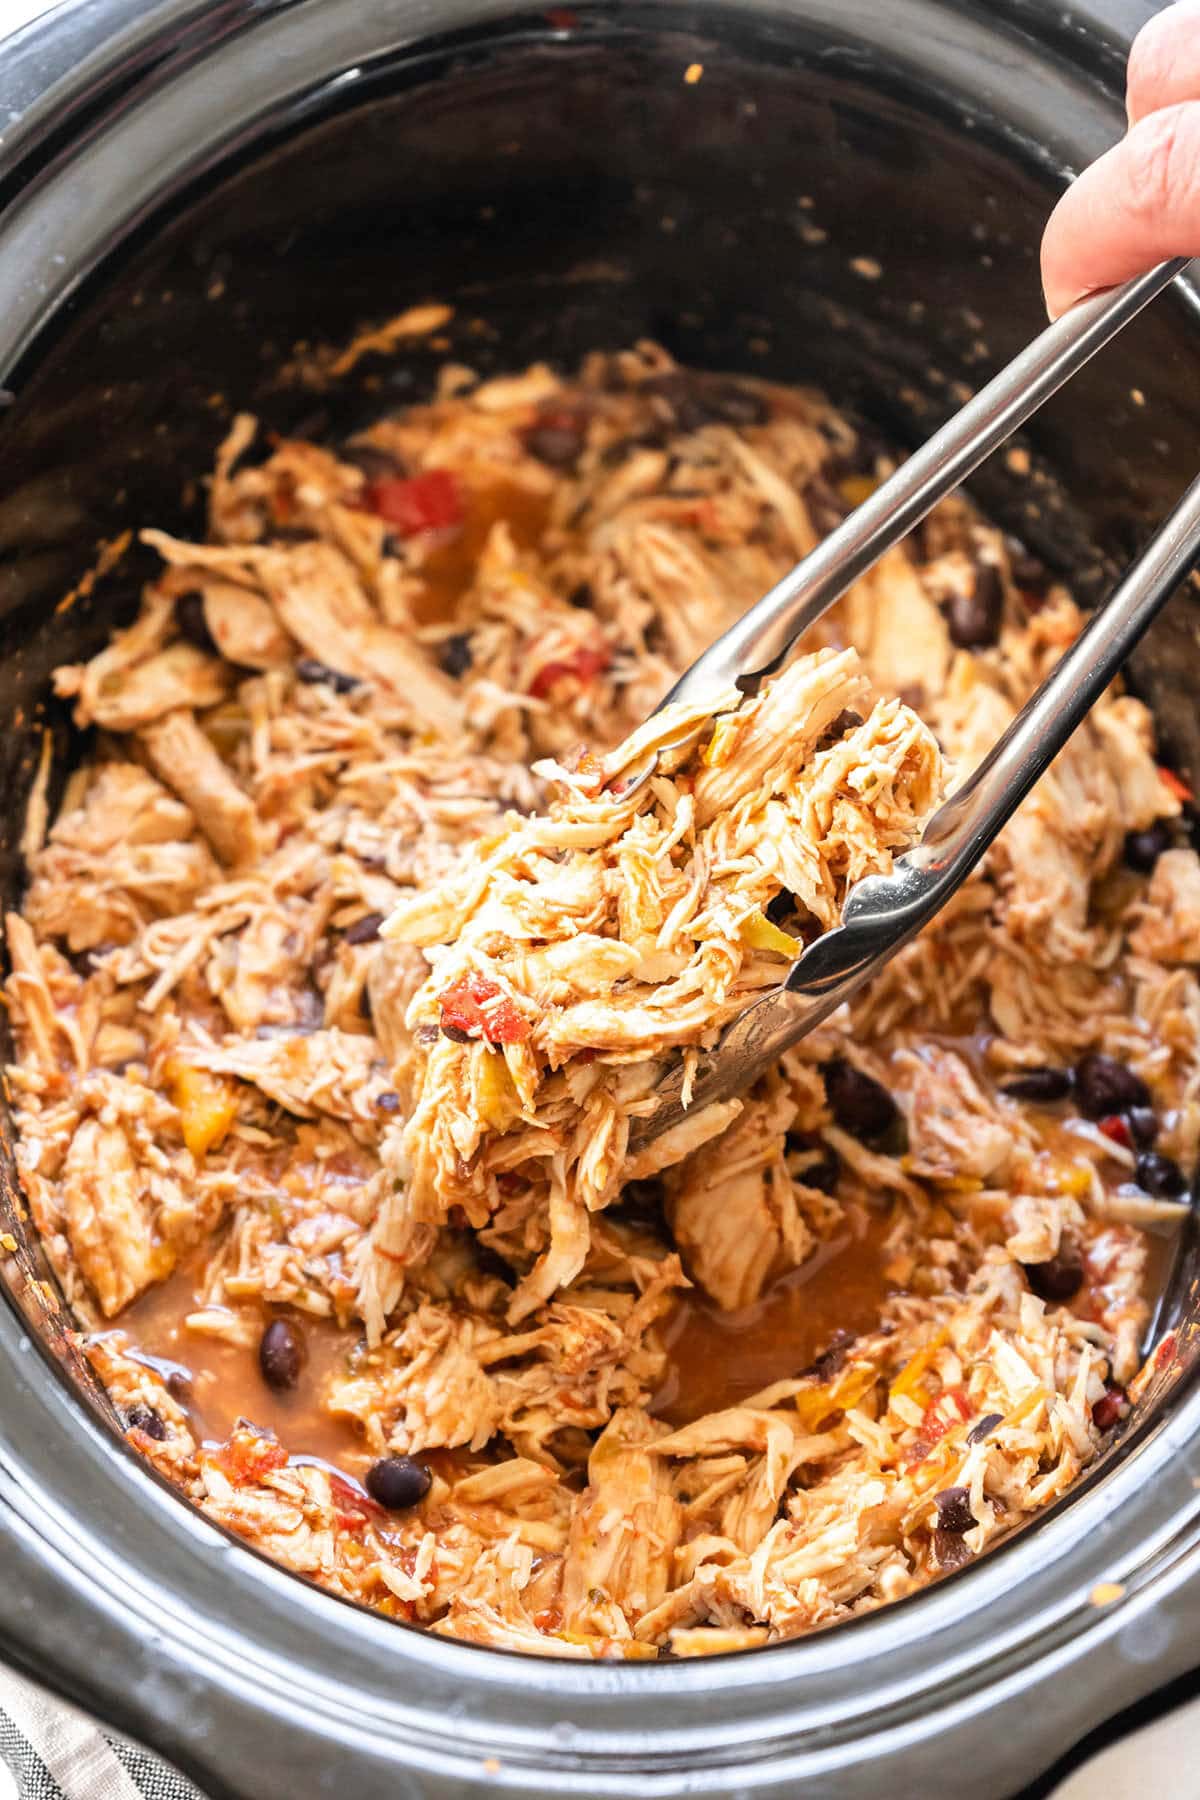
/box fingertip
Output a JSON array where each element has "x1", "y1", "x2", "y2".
[{"x1": 1039, "y1": 184, "x2": 1092, "y2": 319}]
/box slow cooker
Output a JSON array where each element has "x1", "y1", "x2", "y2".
[{"x1": 1, "y1": 1, "x2": 1199, "y2": 1795}]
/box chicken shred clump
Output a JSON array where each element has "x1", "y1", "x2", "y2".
[
  {"x1": 5, "y1": 341, "x2": 1195, "y2": 1660},
  {"x1": 378, "y1": 646, "x2": 943, "y2": 1328}
]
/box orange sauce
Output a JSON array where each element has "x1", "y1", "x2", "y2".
[
  {"x1": 120, "y1": 1185, "x2": 1181, "y2": 1466},
  {"x1": 414, "y1": 477, "x2": 552, "y2": 621},
  {"x1": 653, "y1": 1210, "x2": 897, "y2": 1426},
  {"x1": 124, "y1": 1257, "x2": 370, "y2": 1473}
]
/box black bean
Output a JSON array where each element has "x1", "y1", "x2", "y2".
[
  {"x1": 526, "y1": 423, "x2": 584, "y2": 468},
  {"x1": 600, "y1": 428, "x2": 670, "y2": 466},
  {"x1": 567, "y1": 582, "x2": 593, "y2": 610},
  {"x1": 614, "y1": 1176, "x2": 667, "y2": 1226},
  {"x1": 1128, "y1": 1107, "x2": 1159, "y2": 1149},
  {"x1": 1092, "y1": 1385, "x2": 1127, "y2": 1431},
  {"x1": 1124, "y1": 820, "x2": 1173, "y2": 873},
  {"x1": 1022, "y1": 1247, "x2": 1085, "y2": 1304},
  {"x1": 1004, "y1": 536, "x2": 1050, "y2": 594},
  {"x1": 1000, "y1": 1066, "x2": 1073, "y2": 1104},
  {"x1": 946, "y1": 561, "x2": 1005, "y2": 650},
  {"x1": 126, "y1": 1406, "x2": 168, "y2": 1441},
  {"x1": 373, "y1": 1090, "x2": 402, "y2": 1113},
  {"x1": 934, "y1": 1486, "x2": 976, "y2": 1534},
  {"x1": 259, "y1": 1318, "x2": 305, "y2": 1391},
  {"x1": 816, "y1": 708, "x2": 864, "y2": 752},
  {"x1": 766, "y1": 888, "x2": 800, "y2": 927},
  {"x1": 365, "y1": 1454, "x2": 432, "y2": 1510},
  {"x1": 966, "y1": 1411, "x2": 1003, "y2": 1446},
  {"x1": 824, "y1": 1059, "x2": 898, "y2": 1141},
  {"x1": 643, "y1": 371, "x2": 749, "y2": 434},
  {"x1": 174, "y1": 590, "x2": 218, "y2": 655},
  {"x1": 641, "y1": 372, "x2": 709, "y2": 431},
  {"x1": 794, "y1": 1146, "x2": 841, "y2": 1195},
  {"x1": 800, "y1": 1328, "x2": 855, "y2": 1383},
  {"x1": 933, "y1": 1528, "x2": 974, "y2": 1571},
  {"x1": 705, "y1": 381, "x2": 770, "y2": 426},
  {"x1": 341, "y1": 443, "x2": 404, "y2": 480},
  {"x1": 295, "y1": 658, "x2": 361, "y2": 694},
  {"x1": 1074, "y1": 1053, "x2": 1151, "y2": 1118},
  {"x1": 441, "y1": 1023, "x2": 474, "y2": 1044},
  {"x1": 1135, "y1": 1150, "x2": 1188, "y2": 1198},
  {"x1": 344, "y1": 911, "x2": 385, "y2": 946},
  {"x1": 437, "y1": 633, "x2": 474, "y2": 678}
]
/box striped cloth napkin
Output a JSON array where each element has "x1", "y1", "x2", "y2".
[{"x1": 0, "y1": 1670, "x2": 203, "y2": 1800}]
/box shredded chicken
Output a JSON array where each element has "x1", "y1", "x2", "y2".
[
  {"x1": 375, "y1": 645, "x2": 942, "y2": 1325},
  {"x1": 6, "y1": 344, "x2": 1192, "y2": 1662}
]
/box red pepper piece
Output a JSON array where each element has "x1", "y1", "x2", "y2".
[
  {"x1": 1092, "y1": 1384, "x2": 1128, "y2": 1430},
  {"x1": 363, "y1": 469, "x2": 462, "y2": 536},
  {"x1": 439, "y1": 971, "x2": 530, "y2": 1045},
  {"x1": 529, "y1": 642, "x2": 611, "y2": 700},
  {"x1": 1098, "y1": 1113, "x2": 1133, "y2": 1149},
  {"x1": 1159, "y1": 766, "x2": 1194, "y2": 805},
  {"x1": 921, "y1": 1386, "x2": 973, "y2": 1445}
]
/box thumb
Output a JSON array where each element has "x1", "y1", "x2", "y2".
[{"x1": 1041, "y1": 102, "x2": 1200, "y2": 317}]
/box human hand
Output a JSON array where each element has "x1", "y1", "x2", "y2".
[{"x1": 1041, "y1": 0, "x2": 1200, "y2": 316}]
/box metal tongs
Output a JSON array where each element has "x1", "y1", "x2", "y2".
[{"x1": 631, "y1": 257, "x2": 1198, "y2": 1152}]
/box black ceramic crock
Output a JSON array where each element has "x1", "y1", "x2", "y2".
[{"x1": 1, "y1": 3, "x2": 1199, "y2": 1796}]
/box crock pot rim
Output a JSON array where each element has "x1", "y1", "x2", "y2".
[{"x1": 0, "y1": 3, "x2": 1197, "y2": 1796}]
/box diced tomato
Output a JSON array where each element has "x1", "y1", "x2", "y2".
[
  {"x1": 1156, "y1": 1331, "x2": 1178, "y2": 1372},
  {"x1": 210, "y1": 1432, "x2": 288, "y2": 1485},
  {"x1": 921, "y1": 1386, "x2": 973, "y2": 1444},
  {"x1": 1159, "y1": 766, "x2": 1194, "y2": 805},
  {"x1": 331, "y1": 1474, "x2": 380, "y2": 1531},
  {"x1": 363, "y1": 469, "x2": 462, "y2": 536},
  {"x1": 439, "y1": 971, "x2": 530, "y2": 1045},
  {"x1": 534, "y1": 1606, "x2": 564, "y2": 1632},
  {"x1": 902, "y1": 1388, "x2": 972, "y2": 1468},
  {"x1": 1098, "y1": 1113, "x2": 1133, "y2": 1149},
  {"x1": 529, "y1": 642, "x2": 611, "y2": 700}
]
